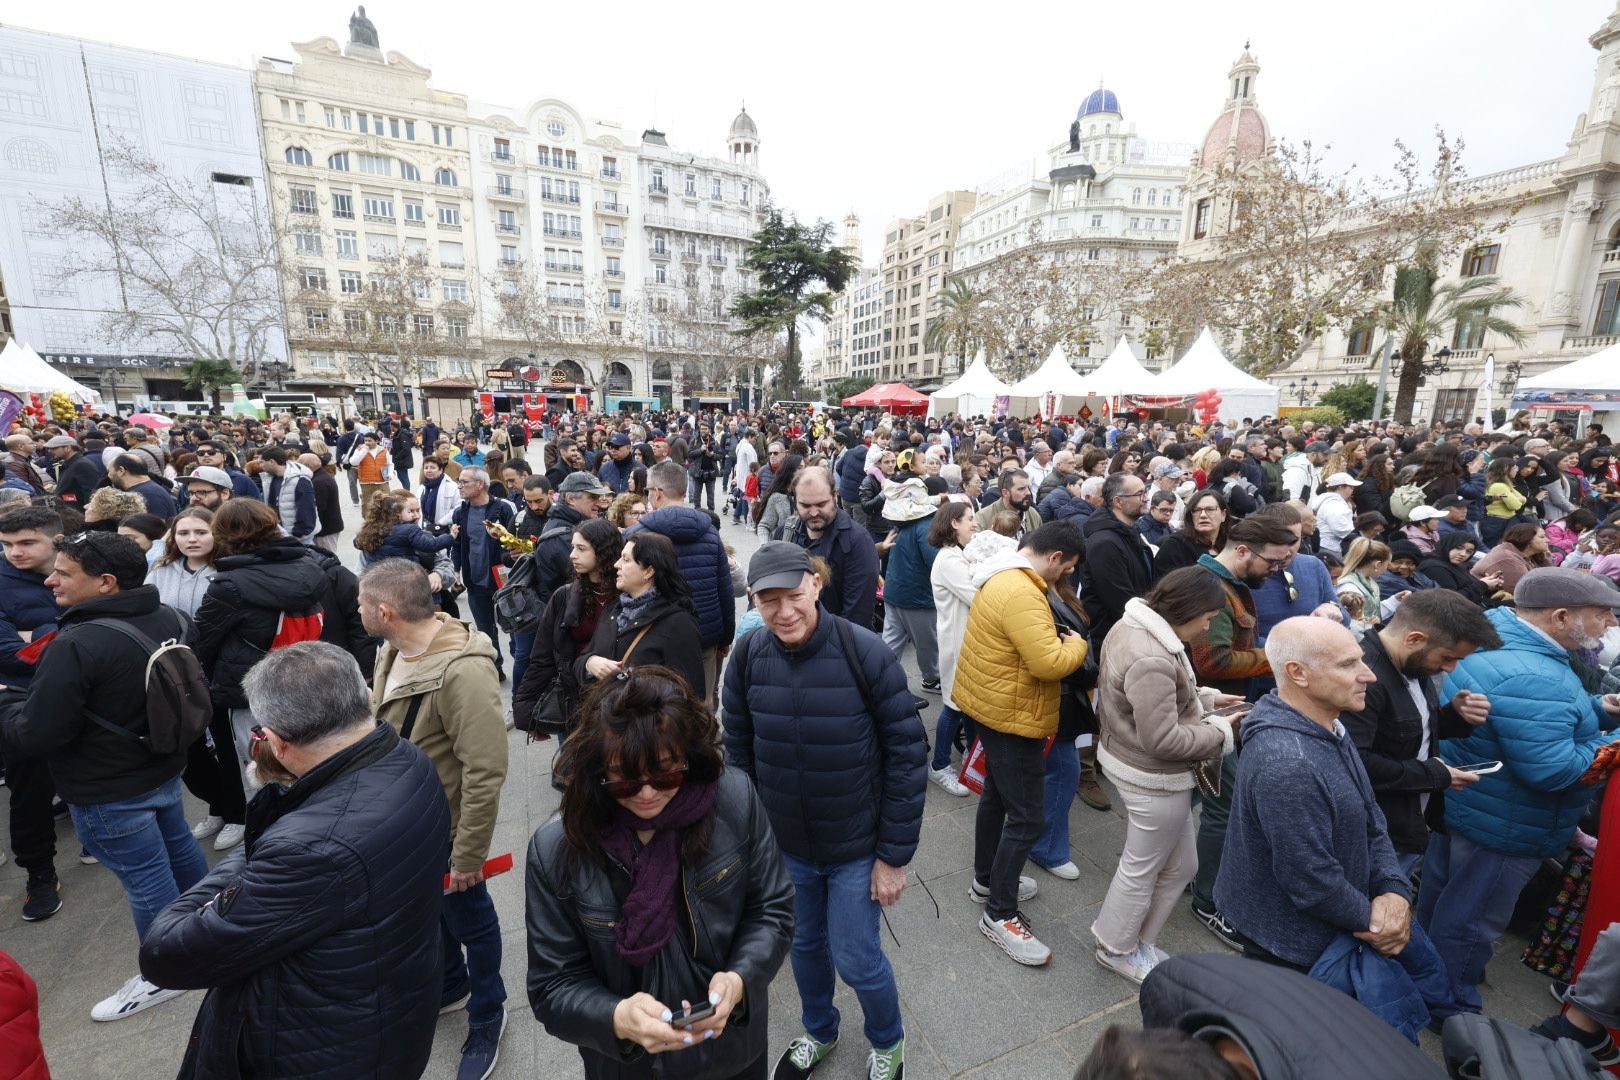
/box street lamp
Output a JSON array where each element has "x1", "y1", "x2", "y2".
[
  {"x1": 1421, "y1": 345, "x2": 1452, "y2": 378},
  {"x1": 1500, "y1": 358, "x2": 1523, "y2": 398},
  {"x1": 1286, "y1": 377, "x2": 1320, "y2": 405}
]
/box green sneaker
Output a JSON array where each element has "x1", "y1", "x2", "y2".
[
  {"x1": 773, "y1": 1034, "x2": 836, "y2": 1080},
  {"x1": 868, "y1": 1037, "x2": 904, "y2": 1080}
]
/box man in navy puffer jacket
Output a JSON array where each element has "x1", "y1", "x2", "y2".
[
  {"x1": 723, "y1": 542, "x2": 926, "y2": 1079},
  {"x1": 1035, "y1": 472, "x2": 1093, "y2": 524}
]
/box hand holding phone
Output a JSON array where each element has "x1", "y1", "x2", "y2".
[{"x1": 669, "y1": 1001, "x2": 717, "y2": 1029}]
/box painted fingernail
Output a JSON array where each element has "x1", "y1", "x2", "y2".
[
  {"x1": 704, "y1": 1029, "x2": 716, "y2": 1040},
  {"x1": 659, "y1": 1009, "x2": 672, "y2": 1023},
  {"x1": 708, "y1": 991, "x2": 721, "y2": 1005},
  {"x1": 682, "y1": 1034, "x2": 694, "y2": 1045}
]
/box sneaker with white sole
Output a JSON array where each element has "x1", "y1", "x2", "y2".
[
  {"x1": 979, "y1": 911, "x2": 1051, "y2": 966},
  {"x1": 773, "y1": 1034, "x2": 837, "y2": 1079},
  {"x1": 190, "y1": 815, "x2": 224, "y2": 840},
  {"x1": 867, "y1": 1037, "x2": 904, "y2": 1080},
  {"x1": 928, "y1": 767, "x2": 970, "y2": 797},
  {"x1": 1094, "y1": 942, "x2": 1158, "y2": 985},
  {"x1": 213, "y1": 824, "x2": 245, "y2": 851},
  {"x1": 91, "y1": 975, "x2": 186, "y2": 1021},
  {"x1": 1190, "y1": 902, "x2": 1243, "y2": 952},
  {"x1": 457, "y1": 1009, "x2": 507, "y2": 1080},
  {"x1": 1035, "y1": 860, "x2": 1080, "y2": 880},
  {"x1": 1142, "y1": 942, "x2": 1173, "y2": 967},
  {"x1": 969, "y1": 875, "x2": 1036, "y2": 904},
  {"x1": 78, "y1": 847, "x2": 98, "y2": 865}
]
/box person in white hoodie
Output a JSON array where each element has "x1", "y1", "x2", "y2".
[
  {"x1": 926, "y1": 502, "x2": 1017, "y2": 795},
  {"x1": 1280, "y1": 440, "x2": 1329, "y2": 503},
  {"x1": 1308, "y1": 471, "x2": 1361, "y2": 557}
]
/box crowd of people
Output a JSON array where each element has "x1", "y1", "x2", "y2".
[{"x1": 3, "y1": 402, "x2": 1620, "y2": 1078}]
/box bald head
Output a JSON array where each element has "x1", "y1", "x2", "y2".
[
  {"x1": 4, "y1": 434, "x2": 32, "y2": 453},
  {"x1": 1265, "y1": 616, "x2": 1374, "y2": 722},
  {"x1": 298, "y1": 453, "x2": 323, "y2": 473}
]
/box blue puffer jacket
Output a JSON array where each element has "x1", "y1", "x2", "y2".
[
  {"x1": 1440, "y1": 606, "x2": 1616, "y2": 858},
  {"x1": 1458, "y1": 470, "x2": 1487, "y2": 523},
  {"x1": 1036, "y1": 486, "x2": 1093, "y2": 524},
  {"x1": 881, "y1": 515, "x2": 937, "y2": 610},
  {"x1": 837, "y1": 444, "x2": 867, "y2": 506},
  {"x1": 630, "y1": 506, "x2": 735, "y2": 648},
  {"x1": 722, "y1": 608, "x2": 927, "y2": 867},
  {"x1": 0, "y1": 561, "x2": 57, "y2": 689}
]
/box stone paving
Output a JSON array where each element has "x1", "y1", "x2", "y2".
[{"x1": 1, "y1": 496, "x2": 1561, "y2": 1078}]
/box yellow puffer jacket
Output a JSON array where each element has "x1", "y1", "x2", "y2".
[{"x1": 954, "y1": 555, "x2": 1088, "y2": 738}]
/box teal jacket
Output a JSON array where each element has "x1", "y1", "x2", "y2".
[{"x1": 1440, "y1": 606, "x2": 1617, "y2": 859}]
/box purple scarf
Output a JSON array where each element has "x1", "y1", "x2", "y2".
[{"x1": 599, "y1": 780, "x2": 718, "y2": 966}]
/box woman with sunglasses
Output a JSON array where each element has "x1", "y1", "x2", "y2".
[
  {"x1": 577, "y1": 531, "x2": 705, "y2": 710},
  {"x1": 527, "y1": 667, "x2": 794, "y2": 1079}
]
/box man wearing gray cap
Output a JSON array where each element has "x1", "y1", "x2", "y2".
[
  {"x1": 45, "y1": 435, "x2": 100, "y2": 509},
  {"x1": 1418, "y1": 567, "x2": 1620, "y2": 1013},
  {"x1": 180, "y1": 466, "x2": 234, "y2": 512},
  {"x1": 1280, "y1": 438, "x2": 1329, "y2": 503}
]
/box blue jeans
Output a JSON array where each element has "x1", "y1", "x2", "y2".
[
  {"x1": 464, "y1": 584, "x2": 504, "y2": 673},
  {"x1": 510, "y1": 630, "x2": 535, "y2": 696},
  {"x1": 782, "y1": 853, "x2": 904, "y2": 1049},
  {"x1": 70, "y1": 777, "x2": 209, "y2": 942},
  {"x1": 1415, "y1": 831, "x2": 1541, "y2": 1013},
  {"x1": 441, "y1": 881, "x2": 507, "y2": 1026},
  {"x1": 1029, "y1": 738, "x2": 1079, "y2": 869},
  {"x1": 930, "y1": 705, "x2": 975, "y2": 771}
]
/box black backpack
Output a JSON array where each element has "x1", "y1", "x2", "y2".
[
  {"x1": 82, "y1": 613, "x2": 212, "y2": 755},
  {"x1": 494, "y1": 521, "x2": 570, "y2": 634}
]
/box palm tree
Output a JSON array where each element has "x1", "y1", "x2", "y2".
[
  {"x1": 925, "y1": 279, "x2": 991, "y2": 373},
  {"x1": 180, "y1": 358, "x2": 239, "y2": 411},
  {"x1": 1372, "y1": 248, "x2": 1528, "y2": 424}
]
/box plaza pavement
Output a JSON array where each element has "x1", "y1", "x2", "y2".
[{"x1": 1, "y1": 493, "x2": 1558, "y2": 1078}]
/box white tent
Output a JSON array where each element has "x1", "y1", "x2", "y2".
[
  {"x1": 0, "y1": 340, "x2": 100, "y2": 404},
  {"x1": 1075, "y1": 338, "x2": 1159, "y2": 397},
  {"x1": 1148, "y1": 327, "x2": 1281, "y2": 421},
  {"x1": 1005, "y1": 343, "x2": 1099, "y2": 417},
  {"x1": 1517, "y1": 342, "x2": 1620, "y2": 391},
  {"x1": 928, "y1": 349, "x2": 1011, "y2": 418}
]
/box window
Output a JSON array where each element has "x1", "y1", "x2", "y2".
[
  {"x1": 285, "y1": 146, "x2": 312, "y2": 166},
  {"x1": 1596, "y1": 279, "x2": 1620, "y2": 335},
  {"x1": 335, "y1": 230, "x2": 359, "y2": 258},
  {"x1": 414, "y1": 313, "x2": 435, "y2": 336},
  {"x1": 308, "y1": 351, "x2": 335, "y2": 370},
  {"x1": 602, "y1": 156, "x2": 618, "y2": 177},
  {"x1": 435, "y1": 168, "x2": 457, "y2": 186},
  {"x1": 1130, "y1": 217, "x2": 1140, "y2": 230},
  {"x1": 412, "y1": 278, "x2": 431, "y2": 300},
  {"x1": 608, "y1": 289, "x2": 623, "y2": 309},
  {"x1": 294, "y1": 229, "x2": 321, "y2": 256},
  {"x1": 1147, "y1": 189, "x2": 1158, "y2": 206},
  {"x1": 1461, "y1": 244, "x2": 1500, "y2": 277},
  {"x1": 324, "y1": 106, "x2": 336, "y2": 127},
  {"x1": 339, "y1": 269, "x2": 362, "y2": 293},
  {"x1": 655, "y1": 265, "x2": 668, "y2": 284},
  {"x1": 366, "y1": 233, "x2": 397, "y2": 258},
  {"x1": 1193, "y1": 198, "x2": 1212, "y2": 239},
  {"x1": 343, "y1": 310, "x2": 366, "y2": 333},
  {"x1": 711, "y1": 178, "x2": 722, "y2": 200},
  {"x1": 606, "y1": 256, "x2": 621, "y2": 275},
  {"x1": 404, "y1": 119, "x2": 415, "y2": 140},
  {"x1": 289, "y1": 185, "x2": 317, "y2": 214},
  {"x1": 357, "y1": 112, "x2": 368, "y2": 135},
  {"x1": 1452, "y1": 317, "x2": 1486, "y2": 350},
  {"x1": 362, "y1": 194, "x2": 393, "y2": 219},
  {"x1": 500, "y1": 244, "x2": 519, "y2": 265},
  {"x1": 398, "y1": 161, "x2": 420, "y2": 182},
  {"x1": 498, "y1": 209, "x2": 517, "y2": 232},
  {"x1": 358, "y1": 154, "x2": 390, "y2": 177},
  {"x1": 1090, "y1": 214, "x2": 1103, "y2": 228},
  {"x1": 1345, "y1": 324, "x2": 1375, "y2": 355},
  {"x1": 300, "y1": 267, "x2": 327, "y2": 291},
  {"x1": 327, "y1": 152, "x2": 350, "y2": 172},
  {"x1": 443, "y1": 280, "x2": 468, "y2": 302},
  {"x1": 432, "y1": 124, "x2": 454, "y2": 146},
  {"x1": 685, "y1": 173, "x2": 697, "y2": 196},
  {"x1": 494, "y1": 138, "x2": 511, "y2": 161},
  {"x1": 1433, "y1": 388, "x2": 1478, "y2": 425},
  {"x1": 331, "y1": 191, "x2": 354, "y2": 219},
  {"x1": 439, "y1": 241, "x2": 464, "y2": 267},
  {"x1": 304, "y1": 307, "x2": 328, "y2": 330},
  {"x1": 437, "y1": 203, "x2": 461, "y2": 227},
  {"x1": 741, "y1": 182, "x2": 750, "y2": 205},
  {"x1": 403, "y1": 199, "x2": 424, "y2": 223}
]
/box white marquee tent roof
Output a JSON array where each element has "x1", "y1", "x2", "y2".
[
  {"x1": 1148, "y1": 327, "x2": 1279, "y2": 421},
  {"x1": 933, "y1": 349, "x2": 1012, "y2": 400},
  {"x1": 1518, "y1": 342, "x2": 1620, "y2": 392},
  {"x1": 1006, "y1": 343, "x2": 1095, "y2": 398},
  {"x1": 1075, "y1": 338, "x2": 1158, "y2": 396},
  {"x1": 0, "y1": 339, "x2": 100, "y2": 403}
]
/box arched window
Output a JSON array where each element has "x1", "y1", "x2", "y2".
[
  {"x1": 286, "y1": 146, "x2": 313, "y2": 166},
  {"x1": 326, "y1": 152, "x2": 349, "y2": 171},
  {"x1": 5, "y1": 138, "x2": 57, "y2": 174},
  {"x1": 1131, "y1": 188, "x2": 1142, "y2": 205},
  {"x1": 435, "y1": 167, "x2": 457, "y2": 186},
  {"x1": 399, "y1": 161, "x2": 420, "y2": 181},
  {"x1": 1147, "y1": 189, "x2": 1157, "y2": 206}
]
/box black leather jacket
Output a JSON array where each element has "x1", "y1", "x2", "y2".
[{"x1": 525, "y1": 768, "x2": 794, "y2": 1079}]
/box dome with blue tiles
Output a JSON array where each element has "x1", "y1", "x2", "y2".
[{"x1": 1077, "y1": 87, "x2": 1120, "y2": 118}]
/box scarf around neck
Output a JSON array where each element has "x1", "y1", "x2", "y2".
[
  {"x1": 615, "y1": 586, "x2": 660, "y2": 633},
  {"x1": 599, "y1": 779, "x2": 718, "y2": 965}
]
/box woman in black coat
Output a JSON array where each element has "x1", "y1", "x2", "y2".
[
  {"x1": 577, "y1": 531, "x2": 705, "y2": 698},
  {"x1": 1417, "y1": 531, "x2": 1494, "y2": 607},
  {"x1": 513, "y1": 518, "x2": 622, "y2": 734},
  {"x1": 1152, "y1": 489, "x2": 1228, "y2": 576}
]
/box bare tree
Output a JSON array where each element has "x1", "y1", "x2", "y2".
[
  {"x1": 43, "y1": 141, "x2": 285, "y2": 379},
  {"x1": 486, "y1": 264, "x2": 642, "y2": 389},
  {"x1": 650, "y1": 277, "x2": 770, "y2": 401}
]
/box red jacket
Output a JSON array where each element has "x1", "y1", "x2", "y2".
[{"x1": 0, "y1": 951, "x2": 48, "y2": 1080}]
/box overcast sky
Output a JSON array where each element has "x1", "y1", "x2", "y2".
[{"x1": 10, "y1": 0, "x2": 1614, "y2": 270}]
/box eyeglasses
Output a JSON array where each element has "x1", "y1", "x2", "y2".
[
  {"x1": 599, "y1": 766, "x2": 687, "y2": 799},
  {"x1": 1283, "y1": 570, "x2": 1298, "y2": 602}
]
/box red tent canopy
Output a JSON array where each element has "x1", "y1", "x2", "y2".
[{"x1": 842, "y1": 382, "x2": 929, "y2": 414}]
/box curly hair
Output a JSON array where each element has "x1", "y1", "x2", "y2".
[
  {"x1": 84, "y1": 487, "x2": 147, "y2": 524},
  {"x1": 606, "y1": 492, "x2": 646, "y2": 528},
  {"x1": 355, "y1": 492, "x2": 409, "y2": 553}
]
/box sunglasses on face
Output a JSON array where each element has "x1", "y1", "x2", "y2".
[{"x1": 599, "y1": 766, "x2": 687, "y2": 800}]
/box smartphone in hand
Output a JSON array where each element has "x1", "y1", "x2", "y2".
[{"x1": 669, "y1": 1001, "x2": 717, "y2": 1029}]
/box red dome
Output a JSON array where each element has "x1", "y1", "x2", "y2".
[{"x1": 1200, "y1": 105, "x2": 1268, "y2": 168}]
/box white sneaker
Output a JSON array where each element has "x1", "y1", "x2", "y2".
[
  {"x1": 969, "y1": 875, "x2": 1036, "y2": 903},
  {"x1": 91, "y1": 975, "x2": 186, "y2": 1021},
  {"x1": 190, "y1": 815, "x2": 224, "y2": 840},
  {"x1": 1094, "y1": 943, "x2": 1159, "y2": 985},
  {"x1": 929, "y1": 766, "x2": 970, "y2": 797},
  {"x1": 1036, "y1": 860, "x2": 1081, "y2": 880},
  {"x1": 979, "y1": 912, "x2": 1052, "y2": 966},
  {"x1": 1142, "y1": 942, "x2": 1173, "y2": 967},
  {"x1": 213, "y1": 824, "x2": 245, "y2": 851}
]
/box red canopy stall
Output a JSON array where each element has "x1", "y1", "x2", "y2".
[{"x1": 842, "y1": 382, "x2": 929, "y2": 415}]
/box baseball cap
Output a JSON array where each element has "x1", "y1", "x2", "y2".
[
  {"x1": 558, "y1": 471, "x2": 611, "y2": 495},
  {"x1": 182, "y1": 466, "x2": 232, "y2": 489},
  {"x1": 1433, "y1": 494, "x2": 1467, "y2": 510},
  {"x1": 1150, "y1": 461, "x2": 1186, "y2": 480},
  {"x1": 608, "y1": 432, "x2": 632, "y2": 447},
  {"x1": 1323, "y1": 472, "x2": 1362, "y2": 488},
  {"x1": 1407, "y1": 505, "x2": 1445, "y2": 522},
  {"x1": 747, "y1": 541, "x2": 813, "y2": 593},
  {"x1": 1515, "y1": 567, "x2": 1620, "y2": 613},
  {"x1": 44, "y1": 435, "x2": 80, "y2": 449},
  {"x1": 1305, "y1": 442, "x2": 1331, "y2": 454}
]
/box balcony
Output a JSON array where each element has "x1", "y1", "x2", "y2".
[
  {"x1": 497, "y1": 258, "x2": 524, "y2": 272},
  {"x1": 648, "y1": 182, "x2": 669, "y2": 196},
  {"x1": 363, "y1": 213, "x2": 396, "y2": 224},
  {"x1": 1605, "y1": 249, "x2": 1620, "y2": 266},
  {"x1": 440, "y1": 260, "x2": 466, "y2": 270},
  {"x1": 682, "y1": 188, "x2": 698, "y2": 199},
  {"x1": 707, "y1": 254, "x2": 728, "y2": 267},
  {"x1": 496, "y1": 224, "x2": 522, "y2": 236},
  {"x1": 537, "y1": 158, "x2": 580, "y2": 174},
  {"x1": 603, "y1": 269, "x2": 624, "y2": 279},
  {"x1": 545, "y1": 262, "x2": 584, "y2": 276},
  {"x1": 542, "y1": 227, "x2": 583, "y2": 240},
  {"x1": 490, "y1": 149, "x2": 515, "y2": 164},
  {"x1": 649, "y1": 247, "x2": 671, "y2": 261},
  {"x1": 552, "y1": 297, "x2": 585, "y2": 307},
  {"x1": 601, "y1": 167, "x2": 621, "y2": 180},
  {"x1": 595, "y1": 200, "x2": 627, "y2": 215},
  {"x1": 641, "y1": 212, "x2": 754, "y2": 240},
  {"x1": 1565, "y1": 335, "x2": 1620, "y2": 349},
  {"x1": 541, "y1": 190, "x2": 581, "y2": 205},
  {"x1": 437, "y1": 222, "x2": 463, "y2": 232},
  {"x1": 600, "y1": 235, "x2": 624, "y2": 248},
  {"x1": 403, "y1": 217, "x2": 425, "y2": 228},
  {"x1": 487, "y1": 185, "x2": 526, "y2": 202}
]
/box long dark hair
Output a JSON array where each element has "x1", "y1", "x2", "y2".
[
  {"x1": 556, "y1": 667, "x2": 725, "y2": 876},
  {"x1": 928, "y1": 500, "x2": 974, "y2": 548},
  {"x1": 620, "y1": 530, "x2": 695, "y2": 615},
  {"x1": 573, "y1": 517, "x2": 622, "y2": 587},
  {"x1": 1142, "y1": 566, "x2": 1227, "y2": 627},
  {"x1": 1180, "y1": 488, "x2": 1229, "y2": 550},
  {"x1": 752, "y1": 452, "x2": 804, "y2": 525}
]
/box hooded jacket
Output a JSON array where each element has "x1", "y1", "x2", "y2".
[
  {"x1": 1281, "y1": 450, "x2": 1319, "y2": 503},
  {"x1": 788, "y1": 509, "x2": 879, "y2": 631},
  {"x1": 881, "y1": 513, "x2": 938, "y2": 610},
  {"x1": 140, "y1": 724, "x2": 450, "y2": 1080},
  {"x1": 1079, "y1": 509, "x2": 1157, "y2": 649},
  {"x1": 1439, "y1": 606, "x2": 1617, "y2": 858},
  {"x1": 954, "y1": 551, "x2": 1088, "y2": 739},
  {"x1": 372, "y1": 616, "x2": 507, "y2": 874},
  {"x1": 931, "y1": 531, "x2": 1015, "y2": 709},
  {"x1": 631, "y1": 505, "x2": 735, "y2": 648},
  {"x1": 1035, "y1": 485, "x2": 1092, "y2": 524},
  {"x1": 1215, "y1": 692, "x2": 1410, "y2": 968},
  {"x1": 1190, "y1": 554, "x2": 1270, "y2": 695},
  {"x1": 302, "y1": 545, "x2": 379, "y2": 679},
  {"x1": 189, "y1": 538, "x2": 332, "y2": 709},
  {"x1": 0, "y1": 560, "x2": 56, "y2": 690}
]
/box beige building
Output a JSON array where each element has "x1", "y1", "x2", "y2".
[
  {"x1": 879, "y1": 191, "x2": 977, "y2": 388},
  {"x1": 256, "y1": 12, "x2": 480, "y2": 415}
]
